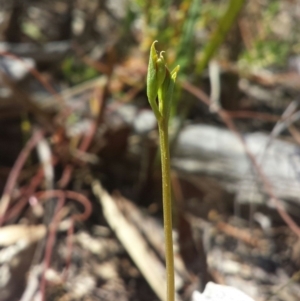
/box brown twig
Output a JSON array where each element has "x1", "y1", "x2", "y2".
[
  {"x1": 0, "y1": 72, "x2": 55, "y2": 131},
  {"x1": 0, "y1": 129, "x2": 44, "y2": 225},
  {"x1": 227, "y1": 110, "x2": 279, "y2": 122},
  {"x1": 3, "y1": 168, "x2": 44, "y2": 223},
  {"x1": 61, "y1": 190, "x2": 93, "y2": 279},
  {"x1": 216, "y1": 221, "x2": 261, "y2": 248},
  {"x1": 58, "y1": 80, "x2": 104, "y2": 188},
  {"x1": 0, "y1": 51, "x2": 61, "y2": 102},
  {"x1": 72, "y1": 42, "x2": 112, "y2": 75},
  {"x1": 35, "y1": 190, "x2": 92, "y2": 301},
  {"x1": 36, "y1": 190, "x2": 65, "y2": 301},
  {"x1": 182, "y1": 80, "x2": 300, "y2": 239}
]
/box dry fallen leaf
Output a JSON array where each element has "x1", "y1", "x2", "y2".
[{"x1": 0, "y1": 224, "x2": 46, "y2": 247}]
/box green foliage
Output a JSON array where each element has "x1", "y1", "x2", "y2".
[
  {"x1": 239, "y1": 0, "x2": 292, "y2": 69},
  {"x1": 201, "y1": 1, "x2": 226, "y2": 23},
  {"x1": 62, "y1": 56, "x2": 98, "y2": 85},
  {"x1": 22, "y1": 22, "x2": 45, "y2": 41},
  {"x1": 240, "y1": 40, "x2": 289, "y2": 69},
  {"x1": 176, "y1": 0, "x2": 201, "y2": 73},
  {"x1": 264, "y1": 1, "x2": 280, "y2": 22}
]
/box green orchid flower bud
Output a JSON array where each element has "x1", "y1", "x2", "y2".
[
  {"x1": 147, "y1": 41, "x2": 179, "y2": 122},
  {"x1": 156, "y1": 52, "x2": 166, "y2": 87},
  {"x1": 147, "y1": 41, "x2": 166, "y2": 119},
  {"x1": 158, "y1": 65, "x2": 180, "y2": 120}
]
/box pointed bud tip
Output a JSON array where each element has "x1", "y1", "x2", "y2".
[
  {"x1": 171, "y1": 65, "x2": 180, "y2": 80},
  {"x1": 151, "y1": 40, "x2": 158, "y2": 52}
]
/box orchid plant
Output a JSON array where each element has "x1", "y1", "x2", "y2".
[{"x1": 147, "y1": 41, "x2": 179, "y2": 301}]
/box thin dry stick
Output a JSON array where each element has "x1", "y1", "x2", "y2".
[
  {"x1": 0, "y1": 51, "x2": 61, "y2": 101},
  {"x1": 182, "y1": 81, "x2": 300, "y2": 239},
  {"x1": 3, "y1": 168, "x2": 44, "y2": 223},
  {"x1": 37, "y1": 191, "x2": 65, "y2": 301},
  {"x1": 0, "y1": 129, "x2": 44, "y2": 225},
  {"x1": 36, "y1": 190, "x2": 92, "y2": 301}
]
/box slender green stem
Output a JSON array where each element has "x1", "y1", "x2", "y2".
[
  {"x1": 196, "y1": 0, "x2": 245, "y2": 74},
  {"x1": 158, "y1": 119, "x2": 175, "y2": 301}
]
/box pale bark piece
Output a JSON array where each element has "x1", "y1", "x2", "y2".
[
  {"x1": 0, "y1": 56, "x2": 35, "y2": 81},
  {"x1": 115, "y1": 194, "x2": 189, "y2": 282},
  {"x1": 173, "y1": 124, "x2": 300, "y2": 213},
  {"x1": 0, "y1": 41, "x2": 71, "y2": 64},
  {"x1": 192, "y1": 282, "x2": 254, "y2": 301}
]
